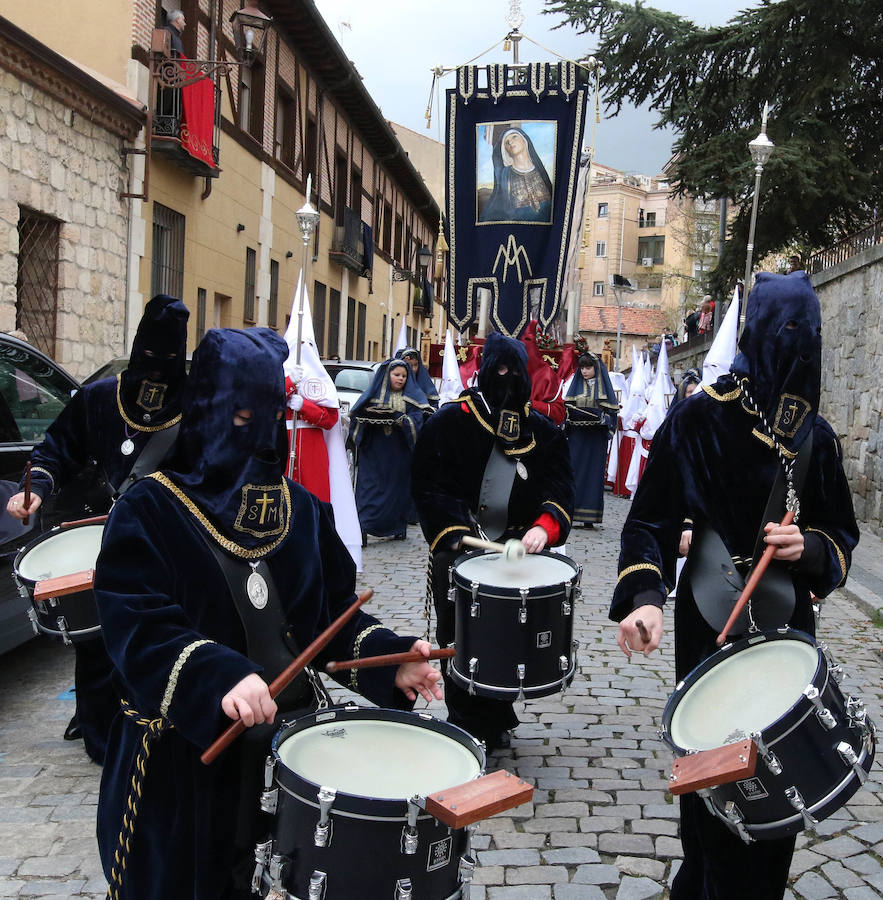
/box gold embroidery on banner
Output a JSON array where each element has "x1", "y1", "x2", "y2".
[
  {"x1": 617, "y1": 563, "x2": 662, "y2": 584},
  {"x1": 161, "y1": 639, "x2": 214, "y2": 717}
]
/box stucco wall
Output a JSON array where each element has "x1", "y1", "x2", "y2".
[{"x1": 813, "y1": 245, "x2": 883, "y2": 536}]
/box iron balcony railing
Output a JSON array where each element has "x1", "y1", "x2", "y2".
[
  {"x1": 330, "y1": 207, "x2": 366, "y2": 273},
  {"x1": 809, "y1": 218, "x2": 882, "y2": 274}
]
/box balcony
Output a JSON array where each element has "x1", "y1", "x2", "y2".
[
  {"x1": 152, "y1": 83, "x2": 221, "y2": 179},
  {"x1": 329, "y1": 207, "x2": 366, "y2": 273}
]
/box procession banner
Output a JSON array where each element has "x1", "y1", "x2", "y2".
[{"x1": 445, "y1": 63, "x2": 587, "y2": 336}]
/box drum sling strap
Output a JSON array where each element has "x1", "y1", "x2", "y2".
[
  {"x1": 688, "y1": 431, "x2": 813, "y2": 635},
  {"x1": 101, "y1": 424, "x2": 181, "y2": 500},
  {"x1": 477, "y1": 443, "x2": 517, "y2": 541}
]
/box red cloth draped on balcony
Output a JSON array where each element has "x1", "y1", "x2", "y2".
[{"x1": 180, "y1": 71, "x2": 216, "y2": 168}]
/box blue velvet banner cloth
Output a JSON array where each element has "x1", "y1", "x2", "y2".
[{"x1": 445, "y1": 63, "x2": 587, "y2": 336}]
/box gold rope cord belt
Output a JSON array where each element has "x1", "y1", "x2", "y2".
[{"x1": 105, "y1": 700, "x2": 172, "y2": 900}]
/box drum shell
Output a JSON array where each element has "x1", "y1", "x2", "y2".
[
  {"x1": 450, "y1": 550, "x2": 579, "y2": 700},
  {"x1": 13, "y1": 523, "x2": 103, "y2": 643},
  {"x1": 662, "y1": 630, "x2": 876, "y2": 840},
  {"x1": 266, "y1": 707, "x2": 484, "y2": 899}
]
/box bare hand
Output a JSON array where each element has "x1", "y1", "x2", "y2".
[
  {"x1": 522, "y1": 525, "x2": 548, "y2": 554},
  {"x1": 394, "y1": 640, "x2": 443, "y2": 703},
  {"x1": 763, "y1": 522, "x2": 804, "y2": 562},
  {"x1": 617, "y1": 605, "x2": 663, "y2": 660},
  {"x1": 6, "y1": 491, "x2": 41, "y2": 520},
  {"x1": 221, "y1": 673, "x2": 277, "y2": 727},
  {"x1": 678, "y1": 529, "x2": 693, "y2": 557}
]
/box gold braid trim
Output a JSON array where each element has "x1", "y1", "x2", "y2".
[
  {"x1": 349, "y1": 624, "x2": 383, "y2": 692},
  {"x1": 149, "y1": 472, "x2": 292, "y2": 559},
  {"x1": 29, "y1": 466, "x2": 55, "y2": 492},
  {"x1": 543, "y1": 500, "x2": 572, "y2": 525},
  {"x1": 750, "y1": 427, "x2": 797, "y2": 458},
  {"x1": 699, "y1": 382, "x2": 742, "y2": 403},
  {"x1": 160, "y1": 640, "x2": 214, "y2": 717},
  {"x1": 617, "y1": 563, "x2": 663, "y2": 585},
  {"x1": 805, "y1": 528, "x2": 848, "y2": 587},
  {"x1": 105, "y1": 700, "x2": 171, "y2": 900},
  {"x1": 429, "y1": 525, "x2": 471, "y2": 554},
  {"x1": 115, "y1": 375, "x2": 182, "y2": 432}
]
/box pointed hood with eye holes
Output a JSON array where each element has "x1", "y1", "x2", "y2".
[
  {"x1": 163, "y1": 328, "x2": 290, "y2": 552},
  {"x1": 120, "y1": 294, "x2": 189, "y2": 426},
  {"x1": 730, "y1": 271, "x2": 821, "y2": 454}
]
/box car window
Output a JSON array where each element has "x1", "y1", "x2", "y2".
[
  {"x1": 0, "y1": 344, "x2": 73, "y2": 444},
  {"x1": 335, "y1": 369, "x2": 373, "y2": 393}
]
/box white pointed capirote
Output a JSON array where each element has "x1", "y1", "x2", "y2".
[
  {"x1": 438, "y1": 328, "x2": 464, "y2": 404},
  {"x1": 701, "y1": 286, "x2": 741, "y2": 386},
  {"x1": 393, "y1": 317, "x2": 408, "y2": 355}
]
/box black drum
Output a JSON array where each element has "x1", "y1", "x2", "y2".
[
  {"x1": 661, "y1": 628, "x2": 876, "y2": 841},
  {"x1": 449, "y1": 550, "x2": 580, "y2": 701},
  {"x1": 13, "y1": 522, "x2": 104, "y2": 644},
  {"x1": 254, "y1": 706, "x2": 485, "y2": 899}
]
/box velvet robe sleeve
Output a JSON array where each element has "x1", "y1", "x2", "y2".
[
  {"x1": 527, "y1": 417, "x2": 574, "y2": 541},
  {"x1": 298, "y1": 398, "x2": 339, "y2": 430}
]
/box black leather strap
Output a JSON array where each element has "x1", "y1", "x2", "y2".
[
  {"x1": 114, "y1": 424, "x2": 180, "y2": 498},
  {"x1": 477, "y1": 442, "x2": 517, "y2": 540}
]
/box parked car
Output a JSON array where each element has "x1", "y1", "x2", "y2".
[
  {"x1": 0, "y1": 335, "x2": 107, "y2": 655},
  {"x1": 82, "y1": 355, "x2": 192, "y2": 386},
  {"x1": 322, "y1": 360, "x2": 377, "y2": 417}
]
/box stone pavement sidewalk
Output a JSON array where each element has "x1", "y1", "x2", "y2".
[{"x1": 0, "y1": 495, "x2": 881, "y2": 899}]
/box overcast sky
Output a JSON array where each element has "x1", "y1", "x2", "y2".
[{"x1": 313, "y1": 0, "x2": 753, "y2": 175}]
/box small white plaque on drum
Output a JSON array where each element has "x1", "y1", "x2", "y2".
[
  {"x1": 427, "y1": 836, "x2": 453, "y2": 872},
  {"x1": 736, "y1": 778, "x2": 769, "y2": 801},
  {"x1": 536, "y1": 631, "x2": 552, "y2": 649}
]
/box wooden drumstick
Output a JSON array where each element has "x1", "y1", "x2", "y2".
[
  {"x1": 325, "y1": 647, "x2": 455, "y2": 673},
  {"x1": 22, "y1": 461, "x2": 31, "y2": 527},
  {"x1": 635, "y1": 619, "x2": 652, "y2": 644},
  {"x1": 460, "y1": 535, "x2": 526, "y2": 561},
  {"x1": 716, "y1": 510, "x2": 795, "y2": 647},
  {"x1": 61, "y1": 515, "x2": 109, "y2": 528},
  {"x1": 201, "y1": 589, "x2": 372, "y2": 766}
]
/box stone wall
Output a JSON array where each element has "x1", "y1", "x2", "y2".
[
  {"x1": 0, "y1": 70, "x2": 129, "y2": 380},
  {"x1": 813, "y1": 244, "x2": 883, "y2": 536}
]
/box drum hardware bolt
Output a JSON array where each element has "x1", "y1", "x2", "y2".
[
  {"x1": 34, "y1": 598, "x2": 46, "y2": 614},
  {"x1": 558, "y1": 655, "x2": 568, "y2": 673},
  {"x1": 565, "y1": 581, "x2": 574, "y2": 601},
  {"x1": 263, "y1": 755, "x2": 276, "y2": 789},
  {"x1": 259, "y1": 788, "x2": 278, "y2": 815},
  {"x1": 447, "y1": 588, "x2": 457, "y2": 604},
  {"x1": 803, "y1": 686, "x2": 837, "y2": 731},
  {"x1": 394, "y1": 878, "x2": 413, "y2": 899},
  {"x1": 27, "y1": 608, "x2": 40, "y2": 636},
  {"x1": 836, "y1": 741, "x2": 868, "y2": 785},
  {"x1": 401, "y1": 798, "x2": 421, "y2": 855},
  {"x1": 785, "y1": 786, "x2": 818, "y2": 831},
  {"x1": 518, "y1": 588, "x2": 528, "y2": 624},
  {"x1": 57, "y1": 616, "x2": 72, "y2": 646},
  {"x1": 307, "y1": 870, "x2": 327, "y2": 900},
  {"x1": 49, "y1": 596, "x2": 59, "y2": 608},
  {"x1": 418, "y1": 711, "x2": 433, "y2": 720},
  {"x1": 470, "y1": 600, "x2": 481, "y2": 618},
  {"x1": 724, "y1": 801, "x2": 753, "y2": 844},
  {"x1": 251, "y1": 839, "x2": 273, "y2": 893},
  {"x1": 267, "y1": 854, "x2": 288, "y2": 892},
  {"x1": 467, "y1": 658, "x2": 478, "y2": 696},
  {"x1": 751, "y1": 732, "x2": 783, "y2": 776},
  {"x1": 516, "y1": 663, "x2": 526, "y2": 702},
  {"x1": 459, "y1": 854, "x2": 476, "y2": 897},
  {"x1": 668, "y1": 772, "x2": 678, "y2": 782},
  {"x1": 738, "y1": 754, "x2": 746, "y2": 763},
  {"x1": 470, "y1": 581, "x2": 479, "y2": 601},
  {"x1": 561, "y1": 600, "x2": 572, "y2": 617},
  {"x1": 829, "y1": 663, "x2": 844, "y2": 683},
  {"x1": 313, "y1": 786, "x2": 337, "y2": 848}
]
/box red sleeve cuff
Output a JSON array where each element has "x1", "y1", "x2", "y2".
[{"x1": 534, "y1": 512, "x2": 561, "y2": 546}]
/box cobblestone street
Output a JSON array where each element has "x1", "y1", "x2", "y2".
[{"x1": 1, "y1": 495, "x2": 881, "y2": 899}]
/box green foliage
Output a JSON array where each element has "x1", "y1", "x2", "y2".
[{"x1": 546, "y1": 0, "x2": 883, "y2": 292}]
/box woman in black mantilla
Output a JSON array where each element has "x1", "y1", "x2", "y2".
[
  {"x1": 411, "y1": 332, "x2": 574, "y2": 751},
  {"x1": 611, "y1": 272, "x2": 859, "y2": 900},
  {"x1": 564, "y1": 352, "x2": 618, "y2": 525},
  {"x1": 94, "y1": 328, "x2": 441, "y2": 900}
]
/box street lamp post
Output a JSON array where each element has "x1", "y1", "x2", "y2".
[
  {"x1": 741, "y1": 103, "x2": 775, "y2": 332},
  {"x1": 609, "y1": 274, "x2": 636, "y2": 372}
]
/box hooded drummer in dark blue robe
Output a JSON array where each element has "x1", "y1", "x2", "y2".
[
  {"x1": 564, "y1": 352, "x2": 618, "y2": 525},
  {"x1": 611, "y1": 273, "x2": 859, "y2": 900},
  {"x1": 6, "y1": 293, "x2": 189, "y2": 763},
  {"x1": 396, "y1": 346, "x2": 439, "y2": 409},
  {"x1": 411, "y1": 333, "x2": 574, "y2": 750},
  {"x1": 94, "y1": 328, "x2": 441, "y2": 900},
  {"x1": 350, "y1": 358, "x2": 431, "y2": 541}
]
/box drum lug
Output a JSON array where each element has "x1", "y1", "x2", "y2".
[
  {"x1": 846, "y1": 696, "x2": 868, "y2": 731},
  {"x1": 467, "y1": 658, "x2": 478, "y2": 696},
  {"x1": 561, "y1": 599, "x2": 572, "y2": 617},
  {"x1": 27, "y1": 607, "x2": 40, "y2": 636},
  {"x1": 458, "y1": 853, "x2": 476, "y2": 899},
  {"x1": 447, "y1": 587, "x2": 457, "y2": 604},
  {"x1": 785, "y1": 786, "x2": 818, "y2": 831},
  {"x1": 829, "y1": 663, "x2": 844, "y2": 684},
  {"x1": 260, "y1": 787, "x2": 278, "y2": 815},
  {"x1": 35, "y1": 597, "x2": 47, "y2": 615},
  {"x1": 518, "y1": 588, "x2": 528, "y2": 624},
  {"x1": 263, "y1": 754, "x2": 276, "y2": 788},
  {"x1": 750, "y1": 731, "x2": 782, "y2": 776},
  {"x1": 251, "y1": 839, "x2": 273, "y2": 893},
  {"x1": 401, "y1": 796, "x2": 422, "y2": 855},
  {"x1": 57, "y1": 616, "x2": 72, "y2": 646},
  {"x1": 470, "y1": 598, "x2": 480, "y2": 618},
  {"x1": 803, "y1": 686, "x2": 836, "y2": 731},
  {"x1": 308, "y1": 870, "x2": 327, "y2": 900},
  {"x1": 470, "y1": 581, "x2": 479, "y2": 601},
  {"x1": 394, "y1": 878, "x2": 413, "y2": 899},
  {"x1": 558, "y1": 655, "x2": 569, "y2": 673},
  {"x1": 723, "y1": 801, "x2": 753, "y2": 844},
  {"x1": 836, "y1": 741, "x2": 868, "y2": 785},
  {"x1": 15, "y1": 575, "x2": 30, "y2": 601},
  {"x1": 516, "y1": 663, "x2": 526, "y2": 702},
  {"x1": 313, "y1": 786, "x2": 337, "y2": 848}
]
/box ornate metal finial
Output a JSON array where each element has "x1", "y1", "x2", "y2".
[{"x1": 506, "y1": 0, "x2": 525, "y2": 31}]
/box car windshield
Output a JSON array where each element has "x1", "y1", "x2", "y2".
[
  {"x1": 0, "y1": 343, "x2": 73, "y2": 444},
  {"x1": 335, "y1": 369, "x2": 373, "y2": 393}
]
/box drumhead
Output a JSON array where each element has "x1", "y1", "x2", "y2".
[
  {"x1": 17, "y1": 525, "x2": 104, "y2": 582},
  {"x1": 669, "y1": 638, "x2": 819, "y2": 750},
  {"x1": 455, "y1": 552, "x2": 576, "y2": 589},
  {"x1": 277, "y1": 718, "x2": 482, "y2": 800}
]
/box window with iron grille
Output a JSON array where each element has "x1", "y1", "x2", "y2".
[
  {"x1": 16, "y1": 207, "x2": 60, "y2": 360},
  {"x1": 313, "y1": 281, "x2": 327, "y2": 357},
  {"x1": 197, "y1": 287, "x2": 207, "y2": 341},
  {"x1": 345, "y1": 296, "x2": 356, "y2": 359},
  {"x1": 275, "y1": 90, "x2": 296, "y2": 170},
  {"x1": 269, "y1": 259, "x2": 279, "y2": 329},
  {"x1": 328, "y1": 289, "x2": 340, "y2": 358},
  {"x1": 356, "y1": 302, "x2": 366, "y2": 360},
  {"x1": 151, "y1": 203, "x2": 185, "y2": 300},
  {"x1": 244, "y1": 247, "x2": 256, "y2": 322}
]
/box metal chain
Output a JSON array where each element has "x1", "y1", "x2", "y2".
[{"x1": 424, "y1": 553, "x2": 434, "y2": 642}]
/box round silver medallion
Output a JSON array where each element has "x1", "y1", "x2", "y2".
[
  {"x1": 121, "y1": 439, "x2": 135, "y2": 456},
  {"x1": 516, "y1": 460, "x2": 528, "y2": 480},
  {"x1": 246, "y1": 571, "x2": 269, "y2": 609}
]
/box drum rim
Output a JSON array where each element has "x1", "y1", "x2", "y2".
[
  {"x1": 271, "y1": 705, "x2": 486, "y2": 817},
  {"x1": 13, "y1": 522, "x2": 105, "y2": 587},
  {"x1": 451, "y1": 549, "x2": 579, "y2": 596},
  {"x1": 449, "y1": 660, "x2": 576, "y2": 698},
  {"x1": 661, "y1": 627, "x2": 823, "y2": 753}
]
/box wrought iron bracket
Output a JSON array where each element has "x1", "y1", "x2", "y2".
[{"x1": 151, "y1": 54, "x2": 243, "y2": 90}]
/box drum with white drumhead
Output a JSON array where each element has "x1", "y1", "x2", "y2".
[
  {"x1": 449, "y1": 550, "x2": 580, "y2": 701},
  {"x1": 661, "y1": 628, "x2": 876, "y2": 841},
  {"x1": 13, "y1": 522, "x2": 104, "y2": 644},
  {"x1": 255, "y1": 705, "x2": 485, "y2": 899}
]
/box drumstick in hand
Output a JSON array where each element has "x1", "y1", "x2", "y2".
[
  {"x1": 201, "y1": 588, "x2": 372, "y2": 766},
  {"x1": 716, "y1": 510, "x2": 795, "y2": 646},
  {"x1": 460, "y1": 535, "x2": 526, "y2": 561},
  {"x1": 23, "y1": 462, "x2": 31, "y2": 527},
  {"x1": 326, "y1": 647, "x2": 455, "y2": 673},
  {"x1": 635, "y1": 619, "x2": 652, "y2": 644}
]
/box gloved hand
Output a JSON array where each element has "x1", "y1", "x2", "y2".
[
  {"x1": 289, "y1": 364, "x2": 305, "y2": 385},
  {"x1": 288, "y1": 394, "x2": 304, "y2": 412}
]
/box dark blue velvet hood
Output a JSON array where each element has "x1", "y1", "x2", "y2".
[
  {"x1": 478, "y1": 332, "x2": 531, "y2": 410},
  {"x1": 120, "y1": 293, "x2": 189, "y2": 425},
  {"x1": 165, "y1": 328, "x2": 289, "y2": 550},
  {"x1": 730, "y1": 271, "x2": 821, "y2": 453}
]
